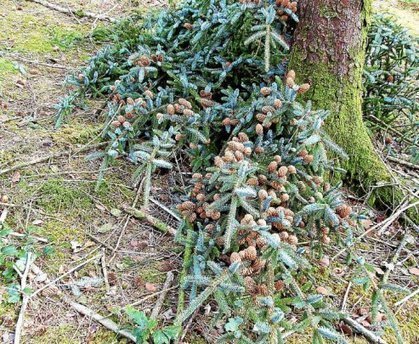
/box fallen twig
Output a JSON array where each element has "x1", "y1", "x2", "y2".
[
  {"x1": 31, "y1": 253, "x2": 102, "y2": 298},
  {"x1": 395, "y1": 287, "x2": 419, "y2": 308},
  {"x1": 101, "y1": 249, "x2": 110, "y2": 293},
  {"x1": 151, "y1": 271, "x2": 174, "y2": 319},
  {"x1": 150, "y1": 197, "x2": 181, "y2": 222},
  {"x1": 332, "y1": 201, "x2": 419, "y2": 261},
  {"x1": 343, "y1": 317, "x2": 386, "y2": 344},
  {"x1": 0, "y1": 142, "x2": 108, "y2": 176},
  {"x1": 14, "y1": 253, "x2": 34, "y2": 344},
  {"x1": 386, "y1": 156, "x2": 419, "y2": 170},
  {"x1": 65, "y1": 298, "x2": 137, "y2": 343},
  {"x1": 26, "y1": 0, "x2": 116, "y2": 22},
  {"x1": 9, "y1": 232, "x2": 48, "y2": 243},
  {"x1": 123, "y1": 206, "x2": 177, "y2": 236}
]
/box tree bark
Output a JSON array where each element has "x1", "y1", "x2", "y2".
[{"x1": 288, "y1": 0, "x2": 395, "y2": 206}]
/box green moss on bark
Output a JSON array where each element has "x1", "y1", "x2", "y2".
[{"x1": 288, "y1": 0, "x2": 412, "y2": 210}]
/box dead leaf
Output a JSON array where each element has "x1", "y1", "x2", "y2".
[
  {"x1": 11, "y1": 171, "x2": 21, "y2": 183},
  {"x1": 361, "y1": 320, "x2": 371, "y2": 327},
  {"x1": 97, "y1": 223, "x2": 113, "y2": 233},
  {"x1": 32, "y1": 219, "x2": 43, "y2": 225},
  {"x1": 70, "y1": 240, "x2": 82, "y2": 252},
  {"x1": 316, "y1": 286, "x2": 330, "y2": 295},
  {"x1": 409, "y1": 267, "x2": 419, "y2": 276},
  {"x1": 339, "y1": 322, "x2": 353, "y2": 335},
  {"x1": 145, "y1": 282, "x2": 157, "y2": 292}
]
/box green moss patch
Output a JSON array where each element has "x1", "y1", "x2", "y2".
[{"x1": 0, "y1": 5, "x2": 88, "y2": 54}]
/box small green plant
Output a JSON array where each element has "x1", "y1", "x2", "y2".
[{"x1": 125, "y1": 307, "x2": 179, "y2": 343}]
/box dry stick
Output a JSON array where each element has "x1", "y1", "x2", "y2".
[
  {"x1": 395, "y1": 287, "x2": 419, "y2": 308},
  {"x1": 150, "y1": 197, "x2": 181, "y2": 222},
  {"x1": 0, "y1": 207, "x2": 9, "y2": 224},
  {"x1": 9, "y1": 232, "x2": 48, "y2": 243},
  {"x1": 0, "y1": 142, "x2": 108, "y2": 176},
  {"x1": 386, "y1": 156, "x2": 419, "y2": 170},
  {"x1": 332, "y1": 201, "x2": 419, "y2": 261},
  {"x1": 341, "y1": 281, "x2": 352, "y2": 312},
  {"x1": 2, "y1": 53, "x2": 69, "y2": 70},
  {"x1": 123, "y1": 206, "x2": 177, "y2": 236},
  {"x1": 342, "y1": 317, "x2": 387, "y2": 344},
  {"x1": 151, "y1": 272, "x2": 174, "y2": 319},
  {"x1": 108, "y1": 180, "x2": 144, "y2": 263},
  {"x1": 14, "y1": 253, "x2": 34, "y2": 344},
  {"x1": 382, "y1": 234, "x2": 410, "y2": 285},
  {"x1": 26, "y1": 0, "x2": 116, "y2": 22},
  {"x1": 128, "y1": 285, "x2": 179, "y2": 307},
  {"x1": 64, "y1": 298, "x2": 137, "y2": 343},
  {"x1": 30, "y1": 253, "x2": 102, "y2": 298},
  {"x1": 101, "y1": 249, "x2": 110, "y2": 293}
]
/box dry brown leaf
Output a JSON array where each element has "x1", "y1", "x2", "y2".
[
  {"x1": 11, "y1": 171, "x2": 21, "y2": 183},
  {"x1": 145, "y1": 282, "x2": 157, "y2": 292},
  {"x1": 339, "y1": 322, "x2": 353, "y2": 335},
  {"x1": 316, "y1": 286, "x2": 330, "y2": 295},
  {"x1": 409, "y1": 267, "x2": 419, "y2": 276}
]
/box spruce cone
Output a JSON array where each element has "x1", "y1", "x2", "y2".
[
  {"x1": 274, "y1": 280, "x2": 285, "y2": 291},
  {"x1": 256, "y1": 113, "x2": 267, "y2": 122},
  {"x1": 258, "y1": 189, "x2": 268, "y2": 201},
  {"x1": 251, "y1": 258, "x2": 266, "y2": 271},
  {"x1": 268, "y1": 161, "x2": 278, "y2": 173},
  {"x1": 240, "y1": 246, "x2": 257, "y2": 261},
  {"x1": 230, "y1": 252, "x2": 242, "y2": 264},
  {"x1": 256, "y1": 124, "x2": 264, "y2": 136},
  {"x1": 144, "y1": 90, "x2": 154, "y2": 99},
  {"x1": 274, "y1": 155, "x2": 282, "y2": 163},
  {"x1": 274, "y1": 99, "x2": 282, "y2": 109},
  {"x1": 256, "y1": 284, "x2": 269, "y2": 296},
  {"x1": 178, "y1": 98, "x2": 192, "y2": 109},
  {"x1": 262, "y1": 106, "x2": 275, "y2": 114},
  {"x1": 298, "y1": 83, "x2": 310, "y2": 94},
  {"x1": 244, "y1": 276, "x2": 256, "y2": 293},
  {"x1": 183, "y1": 109, "x2": 194, "y2": 117},
  {"x1": 277, "y1": 166, "x2": 288, "y2": 178},
  {"x1": 238, "y1": 132, "x2": 249, "y2": 142},
  {"x1": 167, "y1": 104, "x2": 175, "y2": 115},
  {"x1": 303, "y1": 154, "x2": 314, "y2": 164},
  {"x1": 336, "y1": 205, "x2": 352, "y2": 218},
  {"x1": 286, "y1": 77, "x2": 295, "y2": 88},
  {"x1": 287, "y1": 235, "x2": 298, "y2": 245},
  {"x1": 260, "y1": 87, "x2": 272, "y2": 96},
  {"x1": 287, "y1": 165, "x2": 297, "y2": 174},
  {"x1": 280, "y1": 193, "x2": 289, "y2": 202},
  {"x1": 286, "y1": 69, "x2": 295, "y2": 80}
]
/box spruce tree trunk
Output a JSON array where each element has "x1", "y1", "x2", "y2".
[{"x1": 288, "y1": 0, "x2": 397, "y2": 206}]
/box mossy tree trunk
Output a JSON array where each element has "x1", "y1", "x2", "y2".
[{"x1": 289, "y1": 0, "x2": 396, "y2": 206}]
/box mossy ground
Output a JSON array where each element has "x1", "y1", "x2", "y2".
[{"x1": 0, "y1": 0, "x2": 417, "y2": 343}]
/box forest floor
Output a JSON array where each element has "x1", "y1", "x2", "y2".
[{"x1": 0, "y1": 1, "x2": 418, "y2": 344}]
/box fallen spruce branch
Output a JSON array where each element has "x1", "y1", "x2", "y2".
[
  {"x1": 64, "y1": 298, "x2": 137, "y2": 343},
  {"x1": 122, "y1": 206, "x2": 177, "y2": 236},
  {"x1": 26, "y1": 0, "x2": 116, "y2": 22},
  {"x1": 0, "y1": 141, "x2": 108, "y2": 176}
]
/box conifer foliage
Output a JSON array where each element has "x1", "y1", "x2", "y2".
[{"x1": 57, "y1": 0, "x2": 407, "y2": 342}]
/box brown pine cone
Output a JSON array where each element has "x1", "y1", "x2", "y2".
[
  {"x1": 260, "y1": 87, "x2": 272, "y2": 96},
  {"x1": 278, "y1": 166, "x2": 288, "y2": 178}
]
